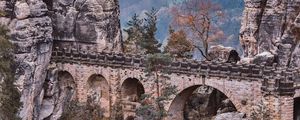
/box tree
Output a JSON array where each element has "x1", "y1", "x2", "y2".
[
  {"x1": 136, "y1": 53, "x2": 177, "y2": 120},
  {"x1": 124, "y1": 8, "x2": 162, "y2": 55},
  {"x1": 164, "y1": 26, "x2": 194, "y2": 58},
  {"x1": 141, "y1": 8, "x2": 162, "y2": 54},
  {"x1": 171, "y1": 0, "x2": 225, "y2": 60},
  {"x1": 123, "y1": 14, "x2": 144, "y2": 54},
  {"x1": 0, "y1": 12, "x2": 22, "y2": 119}
]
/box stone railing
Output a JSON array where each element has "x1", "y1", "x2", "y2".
[{"x1": 50, "y1": 47, "x2": 300, "y2": 95}]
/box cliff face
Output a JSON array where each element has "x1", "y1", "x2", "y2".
[
  {"x1": 0, "y1": 0, "x2": 121, "y2": 119},
  {"x1": 240, "y1": 0, "x2": 300, "y2": 67},
  {"x1": 52, "y1": 0, "x2": 122, "y2": 52},
  {"x1": 1, "y1": 0, "x2": 53, "y2": 119}
]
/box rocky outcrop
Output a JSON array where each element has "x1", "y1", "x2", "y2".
[
  {"x1": 240, "y1": 51, "x2": 276, "y2": 65},
  {"x1": 52, "y1": 0, "x2": 122, "y2": 52},
  {"x1": 0, "y1": 0, "x2": 53, "y2": 120},
  {"x1": 208, "y1": 45, "x2": 240, "y2": 63},
  {"x1": 240, "y1": 0, "x2": 300, "y2": 67}
]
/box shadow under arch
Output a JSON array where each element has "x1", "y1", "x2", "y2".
[
  {"x1": 294, "y1": 97, "x2": 300, "y2": 120},
  {"x1": 167, "y1": 85, "x2": 238, "y2": 120},
  {"x1": 57, "y1": 71, "x2": 76, "y2": 103},
  {"x1": 43, "y1": 71, "x2": 77, "y2": 119},
  {"x1": 121, "y1": 77, "x2": 145, "y2": 102},
  {"x1": 87, "y1": 74, "x2": 110, "y2": 117}
]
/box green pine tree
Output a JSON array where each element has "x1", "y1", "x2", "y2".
[
  {"x1": 123, "y1": 14, "x2": 144, "y2": 54},
  {"x1": 141, "y1": 8, "x2": 162, "y2": 54}
]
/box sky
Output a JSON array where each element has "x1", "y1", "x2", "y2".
[{"x1": 119, "y1": 0, "x2": 244, "y2": 57}]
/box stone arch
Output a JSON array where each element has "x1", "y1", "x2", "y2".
[
  {"x1": 167, "y1": 85, "x2": 238, "y2": 120},
  {"x1": 57, "y1": 71, "x2": 77, "y2": 104},
  {"x1": 121, "y1": 78, "x2": 145, "y2": 102},
  {"x1": 87, "y1": 74, "x2": 110, "y2": 117},
  {"x1": 294, "y1": 97, "x2": 300, "y2": 120}
]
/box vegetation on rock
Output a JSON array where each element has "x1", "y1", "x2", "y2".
[{"x1": 0, "y1": 13, "x2": 22, "y2": 120}]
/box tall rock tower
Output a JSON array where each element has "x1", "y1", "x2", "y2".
[
  {"x1": 0, "y1": 0, "x2": 122, "y2": 120},
  {"x1": 240, "y1": 0, "x2": 300, "y2": 67}
]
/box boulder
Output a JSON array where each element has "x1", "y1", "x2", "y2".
[
  {"x1": 208, "y1": 45, "x2": 240, "y2": 63},
  {"x1": 252, "y1": 52, "x2": 275, "y2": 65},
  {"x1": 215, "y1": 112, "x2": 246, "y2": 120},
  {"x1": 14, "y1": 1, "x2": 30, "y2": 20},
  {"x1": 240, "y1": 52, "x2": 276, "y2": 65}
]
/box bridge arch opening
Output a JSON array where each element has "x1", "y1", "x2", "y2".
[
  {"x1": 168, "y1": 85, "x2": 237, "y2": 120},
  {"x1": 121, "y1": 78, "x2": 145, "y2": 102},
  {"x1": 57, "y1": 71, "x2": 76, "y2": 105},
  {"x1": 87, "y1": 74, "x2": 110, "y2": 116},
  {"x1": 294, "y1": 97, "x2": 300, "y2": 120}
]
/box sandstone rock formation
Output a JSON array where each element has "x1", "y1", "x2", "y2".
[
  {"x1": 0, "y1": 0, "x2": 122, "y2": 119},
  {"x1": 240, "y1": 0, "x2": 300, "y2": 67},
  {"x1": 52, "y1": 0, "x2": 122, "y2": 52},
  {"x1": 0, "y1": 0, "x2": 53, "y2": 119},
  {"x1": 240, "y1": 51, "x2": 275, "y2": 65}
]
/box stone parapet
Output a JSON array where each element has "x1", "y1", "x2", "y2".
[{"x1": 51, "y1": 46, "x2": 299, "y2": 97}]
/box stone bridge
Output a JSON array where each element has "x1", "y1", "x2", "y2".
[{"x1": 49, "y1": 46, "x2": 300, "y2": 120}]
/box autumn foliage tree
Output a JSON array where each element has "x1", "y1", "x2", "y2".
[
  {"x1": 171, "y1": 0, "x2": 225, "y2": 60},
  {"x1": 164, "y1": 26, "x2": 194, "y2": 58}
]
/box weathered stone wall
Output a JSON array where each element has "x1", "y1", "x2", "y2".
[
  {"x1": 166, "y1": 75, "x2": 263, "y2": 120},
  {"x1": 52, "y1": 0, "x2": 122, "y2": 52},
  {"x1": 52, "y1": 61, "x2": 266, "y2": 120},
  {"x1": 0, "y1": 0, "x2": 53, "y2": 119},
  {"x1": 240, "y1": 0, "x2": 300, "y2": 67}
]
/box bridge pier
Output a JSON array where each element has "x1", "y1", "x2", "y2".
[{"x1": 262, "y1": 95, "x2": 294, "y2": 120}]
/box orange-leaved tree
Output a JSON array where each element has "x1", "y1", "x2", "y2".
[
  {"x1": 171, "y1": 0, "x2": 225, "y2": 60},
  {"x1": 164, "y1": 26, "x2": 194, "y2": 58}
]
